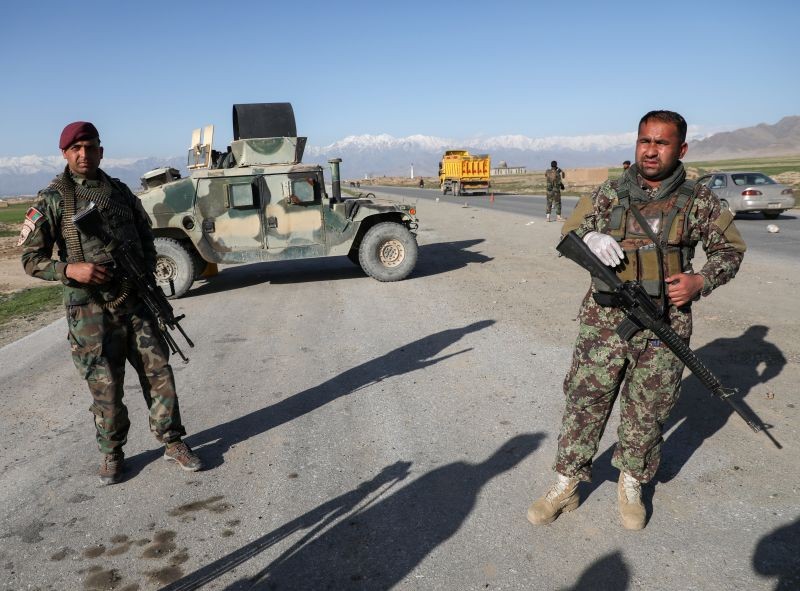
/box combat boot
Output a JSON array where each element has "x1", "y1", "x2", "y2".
[
  {"x1": 546, "y1": 213, "x2": 552, "y2": 222},
  {"x1": 618, "y1": 472, "x2": 646, "y2": 530},
  {"x1": 164, "y1": 441, "x2": 203, "y2": 472},
  {"x1": 527, "y1": 473, "x2": 579, "y2": 525},
  {"x1": 98, "y1": 451, "x2": 124, "y2": 485}
]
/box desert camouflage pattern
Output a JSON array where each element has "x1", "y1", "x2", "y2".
[
  {"x1": 139, "y1": 126, "x2": 417, "y2": 267},
  {"x1": 20, "y1": 171, "x2": 187, "y2": 453},
  {"x1": 68, "y1": 298, "x2": 185, "y2": 453},
  {"x1": 554, "y1": 171, "x2": 745, "y2": 483},
  {"x1": 545, "y1": 166, "x2": 563, "y2": 215}
]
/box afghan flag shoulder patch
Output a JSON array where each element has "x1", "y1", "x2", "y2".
[{"x1": 26, "y1": 207, "x2": 44, "y2": 224}]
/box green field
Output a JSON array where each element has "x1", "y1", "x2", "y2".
[
  {"x1": 0, "y1": 202, "x2": 30, "y2": 224},
  {"x1": 684, "y1": 154, "x2": 800, "y2": 178},
  {"x1": 0, "y1": 285, "x2": 62, "y2": 327}
]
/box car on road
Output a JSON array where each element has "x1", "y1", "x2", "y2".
[{"x1": 696, "y1": 171, "x2": 795, "y2": 219}]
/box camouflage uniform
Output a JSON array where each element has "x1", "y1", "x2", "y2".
[
  {"x1": 554, "y1": 169, "x2": 745, "y2": 483},
  {"x1": 20, "y1": 169, "x2": 186, "y2": 454},
  {"x1": 545, "y1": 166, "x2": 564, "y2": 216}
]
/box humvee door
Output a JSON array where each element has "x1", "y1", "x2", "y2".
[
  {"x1": 195, "y1": 175, "x2": 265, "y2": 254},
  {"x1": 264, "y1": 173, "x2": 325, "y2": 253}
]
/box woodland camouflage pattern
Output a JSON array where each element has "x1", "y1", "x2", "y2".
[
  {"x1": 545, "y1": 166, "x2": 564, "y2": 216},
  {"x1": 20, "y1": 170, "x2": 186, "y2": 453},
  {"x1": 554, "y1": 174, "x2": 745, "y2": 483}
]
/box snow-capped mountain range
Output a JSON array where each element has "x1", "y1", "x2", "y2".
[{"x1": 1, "y1": 116, "x2": 797, "y2": 196}]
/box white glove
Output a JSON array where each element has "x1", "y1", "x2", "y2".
[{"x1": 583, "y1": 231, "x2": 624, "y2": 267}]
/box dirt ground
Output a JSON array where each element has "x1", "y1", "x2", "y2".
[{"x1": 0, "y1": 229, "x2": 65, "y2": 349}]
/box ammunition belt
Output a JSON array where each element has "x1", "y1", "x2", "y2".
[{"x1": 51, "y1": 168, "x2": 133, "y2": 309}]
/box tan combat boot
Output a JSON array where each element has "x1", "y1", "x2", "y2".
[
  {"x1": 527, "y1": 473, "x2": 579, "y2": 525},
  {"x1": 618, "y1": 472, "x2": 646, "y2": 530},
  {"x1": 98, "y1": 451, "x2": 124, "y2": 485}
]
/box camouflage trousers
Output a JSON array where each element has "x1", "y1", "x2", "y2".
[
  {"x1": 554, "y1": 323, "x2": 685, "y2": 483},
  {"x1": 66, "y1": 298, "x2": 186, "y2": 454},
  {"x1": 545, "y1": 190, "x2": 562, "y2": 215}
]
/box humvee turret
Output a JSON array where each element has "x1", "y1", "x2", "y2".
[{"x1": 138, "y1": 103, "x2": 418, "y2": 298}]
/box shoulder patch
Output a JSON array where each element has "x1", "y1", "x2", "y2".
[
  {"x1": 26, "y1": 207, "x2": 44, "y2": 224},
  {"x1": 17, "y1": 218, "x2": 36, "y2": 246}
]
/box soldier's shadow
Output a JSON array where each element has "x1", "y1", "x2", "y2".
[
  {"x1": 584, "y1": 325, "x2": 785, "y2": 502},
  {"x1": 125, "y1": 320, "x2": 495, "y2": 475}
]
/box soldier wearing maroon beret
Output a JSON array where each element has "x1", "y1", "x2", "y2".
[{"x1": 19, "y1": 121, "x2": 203, "y2": 484}]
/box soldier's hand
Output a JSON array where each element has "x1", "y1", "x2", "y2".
[
  {"x1": 665, "y1": 273, "x2": 704, "y2": 307},
  {"x1": 65, "y1": 262, "x2": 113, "y2": 285},
  {"x1": 583, "y1": 231, "x2": 624, "y2": 267}
]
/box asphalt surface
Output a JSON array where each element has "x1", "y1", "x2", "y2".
[
  {"x1": 362, "y1": 185, "x2": 800, "y2": 263},
  {"x1": 1, "y1": 194, "x2": 797, "y2": 590}
]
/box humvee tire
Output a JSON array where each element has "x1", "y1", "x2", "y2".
[
  {"x1": 154, "y1": 237, "x2": 196, "y2": 299},
  {"x1": 358, "y1": 222, "x2": 418, "y2": 282}
]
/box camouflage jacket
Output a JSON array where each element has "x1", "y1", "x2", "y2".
[
  {"x1": 20, "y1": 170, "x2": 156, "y2": 306},
  {"x1": 545, "y1": 167, "x2": 564, "y2": 191},
  {"x1": 572, "y1": 176, "x2": 745, "y2": 338}
]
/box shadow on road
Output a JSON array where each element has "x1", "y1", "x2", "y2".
[
  {"x1": 752, "y1": 516, "x2": 800, "y2": 590},
  {"x1": 582, "y1": 325, "x2": 785, "y2": 503},
  {"x1": 125, "y1": 320, "x2": 495, "y2": 473},
  {"x1": 560, "y1": 550, "x2": 630, "y2": 591},
  {"x1": 184, "y1": 239, "x2": 491, "y2": 299},
  {"x1": 159, "y1": 433, "x2": 544, "y2": 591},
  {"x1": 413, "y1": 239, "x2": 492, "y2": 278}
]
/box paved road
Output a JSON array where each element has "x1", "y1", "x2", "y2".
[
  {"x1": 362, "y1": 185, "x2": 800, "y2": 262},
  {"x1": 1, "y1": 197, "x2": 797, "y2": 590}
]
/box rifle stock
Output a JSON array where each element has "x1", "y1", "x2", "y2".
[{"x1": 557, "y1": 231, "x2": 775, "y2": 442}]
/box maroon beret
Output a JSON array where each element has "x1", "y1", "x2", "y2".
[{"x1": 59, "y1": 121, "x2": 100, "y2": 150}]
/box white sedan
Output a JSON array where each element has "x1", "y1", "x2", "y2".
[{"x1": 697, "y1": 171, "x2": 795, "y2": 219}]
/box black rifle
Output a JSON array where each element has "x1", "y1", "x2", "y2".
[
  {"x1": 73, "y1": 202, "x2": 194, "y2": 363},
  {"x1": 557, "y1": 231, "x2": 780, "y2": 446}
]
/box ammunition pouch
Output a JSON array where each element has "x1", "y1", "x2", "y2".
[{"x1": 592, "y1": 179, "x2": 698, "y2": 306}]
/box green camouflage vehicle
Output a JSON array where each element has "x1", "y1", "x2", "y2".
[{"x1": 138, "y1": 103, "x2": 419, "y2": 298}]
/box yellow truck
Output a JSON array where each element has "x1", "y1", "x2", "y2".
[{"x1": 438, "y1": 150, "x2": 491, "y2": 196}]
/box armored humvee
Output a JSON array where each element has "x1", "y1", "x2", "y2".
[{"x1": 138, "y1": 103, "x2": 419, "y2": 298}]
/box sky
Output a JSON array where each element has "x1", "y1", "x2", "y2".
[{"x1": 1, "y1": 0, "x2": 798, "y2": 160}]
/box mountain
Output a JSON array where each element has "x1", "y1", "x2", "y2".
[
  {"x1": 685, "y1": 116, "x2": 800, "y2": 161},
  {"x1": 0, "y1": 156, "x2": 186, "y2": 197},
  {"x1": 302, "y1": 132, "x2": 636, "y2": 179},
  {"x1": 1, "y1": 116, "x2": 798, "y2": 196}
]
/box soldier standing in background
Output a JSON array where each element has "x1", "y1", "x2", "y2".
[
  {"x1": 545, "y1": 160, "x2": 565, "y2": 222},
  {"x1": 20, "y1": 122, "x2": 203, "y2": 485},
  {"x1": 622, "y1": 159, "x2": 631, "y2": 172},
  {"x1": 528, "y1": 110, "x2": 745, "y2": 529}
]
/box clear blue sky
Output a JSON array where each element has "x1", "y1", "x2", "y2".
[{"x1": 1, "y1": 0, "x2": 797, "y2": 158}]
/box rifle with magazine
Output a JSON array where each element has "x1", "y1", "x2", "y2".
[
  {"x1": 557, "y1": 231, "x2": 780, "y2": 447},
  {"x1": 73, "y1": 202, "x2": 194, "y2": 363}
]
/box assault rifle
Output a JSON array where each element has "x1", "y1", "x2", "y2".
[
  {"x1": 557, "y1": 231, "x2": 780, "y2": 446},
  {"x1": 73, "y1": 202, "x2": 194, "y2": 363}
]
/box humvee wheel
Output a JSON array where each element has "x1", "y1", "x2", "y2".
[
  {"x1": 154, "y1": 237, "x2": 196, "y2": 299},
  {"x1": 358, "y1": 222, "x2": 418, "y2": 282}
]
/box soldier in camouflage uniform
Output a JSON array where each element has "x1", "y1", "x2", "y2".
[
  {"x1": 528, "y1": 111, "x2": 745, "y2": 530},
  {"x1": 545, "y1": 160, "x2": 565, "y2": 222},
  {"x1": 20, "y1": 122, "x2": 202, "y2": 484}
]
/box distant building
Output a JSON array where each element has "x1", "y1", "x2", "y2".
[{"x1": 491, "y1": 160, "x2": 526, "y2": 175}]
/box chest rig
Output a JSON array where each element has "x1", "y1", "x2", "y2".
[
  {"x1": 593, "y1": 180, "x2": 696, "y2": 308},
  {"x1": 49, "y1": 170, "x2": 140, "y2": 308}
]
